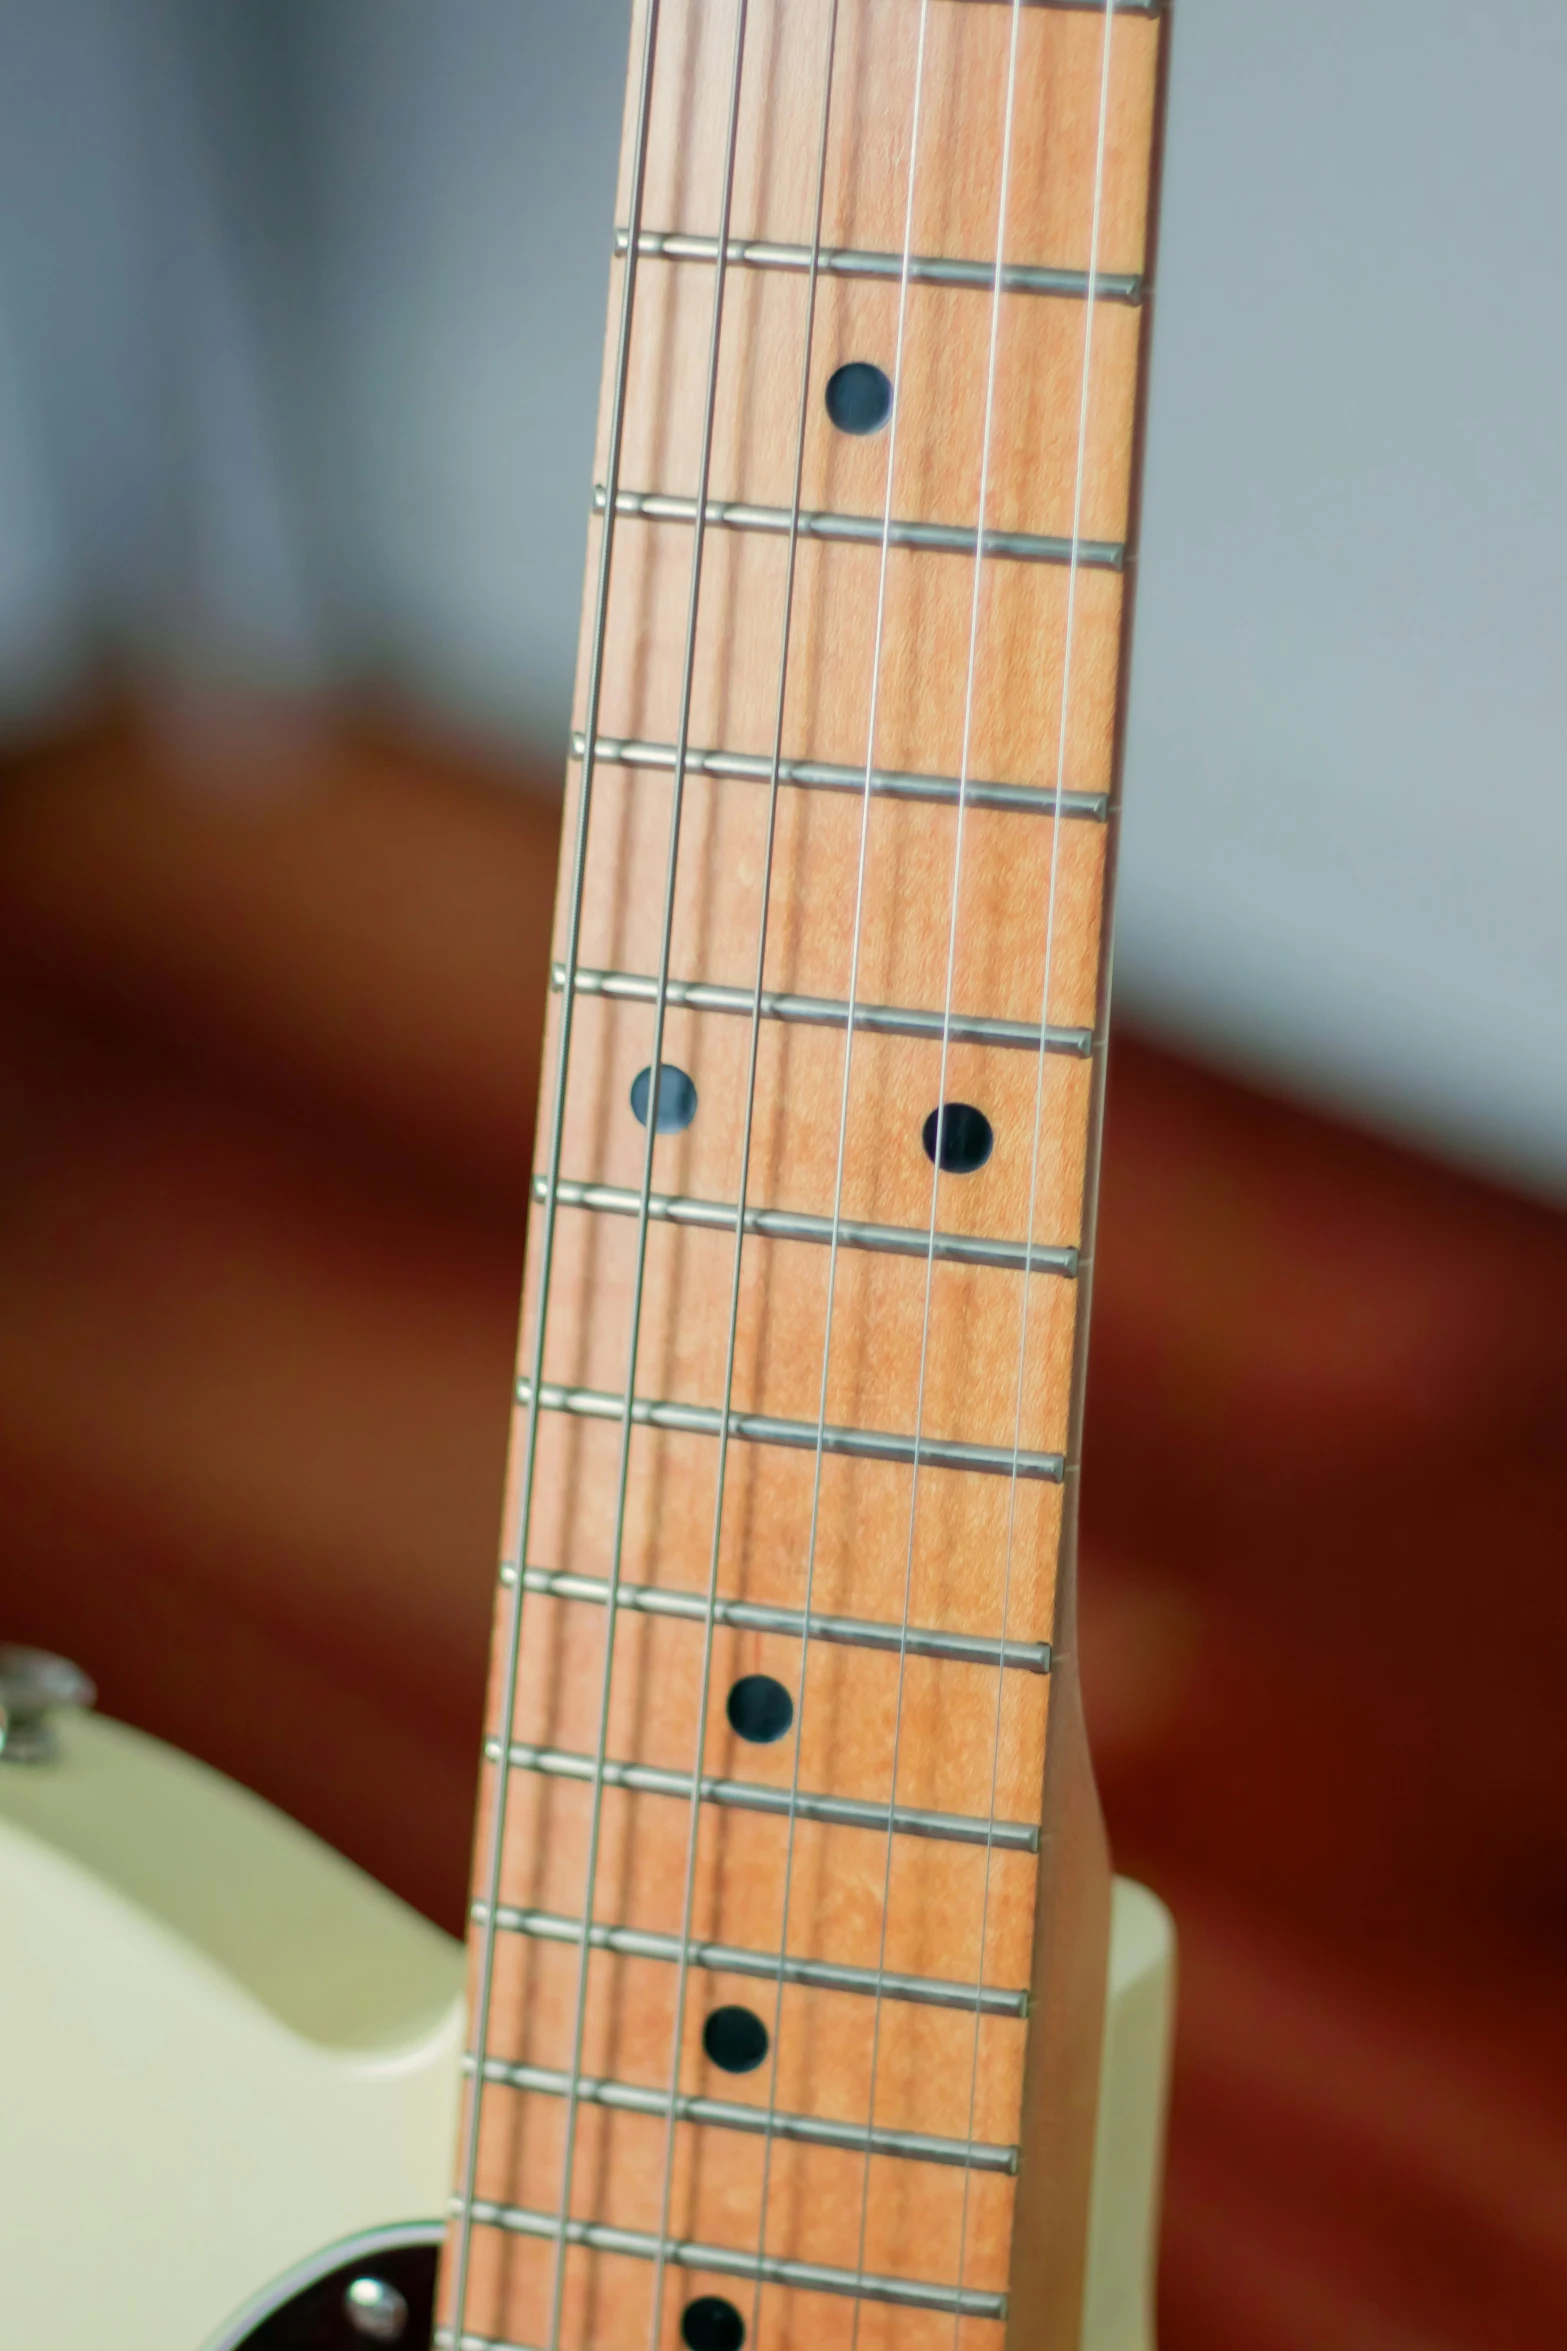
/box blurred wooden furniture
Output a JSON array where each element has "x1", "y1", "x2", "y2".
[
  {"x1": 0, "y1": 704, "x2": 556, "y2": 1920},
  {"x1": 0, "y1": 702, "x2": 1563, "y2": 2346}
]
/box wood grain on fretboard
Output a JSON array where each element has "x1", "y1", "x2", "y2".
[{"x1": 454, "y1": 4, "x2": 1165, "y2": 2349}]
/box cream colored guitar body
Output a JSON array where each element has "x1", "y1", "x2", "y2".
[
  {"x1": 0, "y1": 1707, "x2": 465, "y2": 2349},
  {"x1": 0, "y1": 1706, "x2": 1171, "y2": 2349}
]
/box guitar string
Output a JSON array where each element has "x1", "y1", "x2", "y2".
[
  {"x1": 445, "y1": 0, "x2": 667, "y2": 2333},
  {"x1": 540, "y1": 5, "x2": 758, "y2": 2348},
  {"x1": 744, "y1": 6, "x2": 937, "y2": 2348},
  {"x1": 643, "y1": 5, "x2": 845, "y2": 2348},
  {"x1": 843, "y1": 0, "x2": 1028, "y2": 2339},
  {"x1": 948, "y1": 5, "x2": 1125, "y2": 2338}
]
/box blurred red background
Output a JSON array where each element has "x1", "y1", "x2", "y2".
[{"x1": 1, "y1": 702, "x2": 1563, "y2": 2349}]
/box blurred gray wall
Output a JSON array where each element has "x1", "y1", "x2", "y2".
[
  {"x1": 0, "y1": 0, "x2": 628, "y2": 728},
  {"x1": 0, "y1": 0, "x2": 1564, "y2": 1192},
  {"x1": 1118, "y1": 0, "x2": 1567, "y2": 1194}
]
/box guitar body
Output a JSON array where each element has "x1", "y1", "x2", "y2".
[
  {"x1": 0, "y1": 1707, "x2": 464, "y2": 2350},
  {"x1": 0, "y1": 1703, "x2": 1168, "y2": 2348}
]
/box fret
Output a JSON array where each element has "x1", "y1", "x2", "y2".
[
  {"x1": 460, "y1": 2206, "x2": 1008, "y2": 2321},
  {"x1": 471, "y1": 2060, "x2": 1018, "y2": 2175},
  {"x1": 472, "y1": 1903, "x2": 1029, "y2": 2018},
  {"x1": 516, "y1": 1420, "x2": 1064, "y2": 1661},
  {"x1": 570, "y1": 730, "x2": 1109, "y2": 822},
  {"x1": 507, "y1": 1564, "x2": 1053, "y2": 1674},
  {"x1": 547, "y1": 1009, "x2": 1095, "y2": 1263},
  {"x1": 616, "y1": 227, "x2": 1142, "y2": 304},
  {"x1": 637, "y1": 1, "x2": 1161, "y2": 278},
  {"x1": 564, "y1": 784, "x2": 1106, "y2": 1032},
  {"x1": 489, "y1": 1761, "x2": 1042, "y2": 1997},
  {"x1": 596, "y1": 486, "x2": 1124, "y2": 572},
  {"x1": 592, "y1": 531, "x2": 1122, "y2": 794},
  {"x1": 617, "y1": 80, "x2": 1150, "y2": 548},
  {"x1": 533, "y1": 1175, "x2": 1078, "y2": 1278},
  {"x1": 508, "y1": 1589, "x2": 1049, "y2": 1834},
  {"x1": 552, "y1": 963, "x2": 1093, "y2": 1058},
  {"x1": 491, "y1": 1739, "x2": 1041, "y2": 1854},
  {"x1": 516, "y1": 1378, "x2": 1067, "y2": 1483},
  {"x1": 609, "y1": 258, "x2": 1140, "y2": 549}
]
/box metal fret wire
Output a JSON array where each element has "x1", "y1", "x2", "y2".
[
  {"x1": 491, "y1": 1739, "x2": 1039, "y2": 1852},
  {"x1": 554, "y1": 963, "x2": 1091, "y2": 1056},
  {"x1": 511, "y1": 1564, "x2": 1053, "y2": 1674},
  {"x1": 647, "y1": 6, "x2": 842, "y2": 2345},
  {"x1": 617, "y1": 226, "x2": 1142, "y2": 306},
  {"x1": 444, "y1": 0, "x2": 665, "y2": 2330},
  {"x1": 532, "y1": 1176, "x2": 1078, "y2": 1278},
  {"x1": 515, "y1": 1380, "x2": 1064, "y2": 1482},
  {"x1": 575, "y1": 732, "x2": 1110, "y2": 822},
  {"x1": 472, "y1": 1902, "x2": 1029, "y2": 2016},
  {"x1": 746, "y1": 8, "x2": 938, "y2": 2348},
  {"x1": 597, "y1": 486, "x2": 1122, "y2": 571},
  {"x1": 544, "y1": 6, "x2": 756, "y2": 2349},
  {"x1": 477, "y1": 2058, "x2": 1016, "y2": 2174},
  {"x1": 846, "y1": 0, "x2": 1028, "y2": 2338},
  {"x1": 466, "y1": 2209, "x2": 1003, "y2": 2320},
  {"x1": 951, "y1": 7, "x2": 1125, "y2": 2340}
]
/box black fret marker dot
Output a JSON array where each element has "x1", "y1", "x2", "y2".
[
  {"x1": 703, "y1": 2004, "x2": 769, "y2": 2074},
  {"x1": 922, "y1": 1101, "x2": 994, "y2": 1175},
  {"x1": 683, "y1": 2299, "x2": 746, "y2": 2351},
  {"x1": 825, "y1": 360, "x2": 894, "y2": 437},
  {"x1": 726, "y1": 1673, "x2": 795, "y2": 1745},
  {"x1": 630, "y1": 1063, "x2": 698, "y2": 1133}
]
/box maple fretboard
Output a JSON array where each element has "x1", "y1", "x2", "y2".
[{"x1": 446, "y1": 5, "x2": 1167, "y2": 2348}]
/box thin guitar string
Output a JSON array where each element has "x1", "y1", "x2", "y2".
[
  {"x1": 745, "y1": 6, "x2": 936, "y2": 2347},
  {"x1": 843, "y1": 0, "x2": 1028, "y2": 2337},
  {"x1": 644, "y1": 5, "x2": 844, "y2": 2347},
  {"x1": 445, "y1": 0, "x2": 666, "y2": 2333},
  {"x1": 948, "y1": 5, "x2": 1124, "y2": 2338},
  {"x1": 541, "y1": 6, "x2": 758, "y2": 2348}
]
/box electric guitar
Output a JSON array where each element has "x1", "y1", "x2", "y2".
[{"x1": 1, "y1": 1, "x2": 1174, "y2": 2343}]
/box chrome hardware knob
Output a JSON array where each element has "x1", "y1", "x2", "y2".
[
  {"x1": 0, "y1": 1647, "x2": 95, "y2": 1765},
  {"x1": 342, "y1": 2274, "x2": 409, "y2": 2341}
]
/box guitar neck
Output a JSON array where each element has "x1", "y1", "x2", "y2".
[{"x1": 450, "y1": 5, "x2": 1167, "y2": 2349}]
